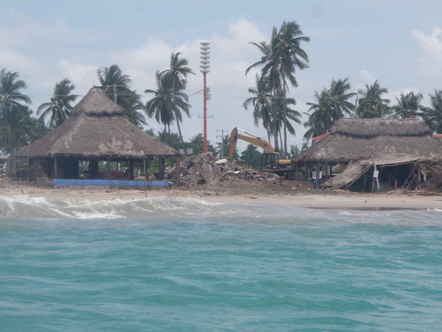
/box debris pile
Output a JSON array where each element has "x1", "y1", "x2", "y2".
[{"x1": 168, "y1": 153, "x2": 280, "y2": 187}]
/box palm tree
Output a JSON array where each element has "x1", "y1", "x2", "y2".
[
  {"x1": 243, "y1": 75, "x2": 272, "y2": 140},
  {"x1": 246, "y1": 21, "x2": 310, "y2": 93},
  {"x1": 304, "y1": 78, "x2": 356, "y2": 140},
  {"x1": 160, "y1": 52, "x2": 194, "y2": 90},
  {"x1": 0, "y1": 69, "x2": 32, "y2": 152},
  {"x1": 145, "y1": 72, "x2": 190, "y2": 134},
  {"x1": 392, "y1": 91, "x2": 423, "y2": 119},
  {"x1": 118, "y1": 90, "x2": 146, "y2": 127},
  {"x1": 270, "y1": 94, "x2": 301, "y2": 154},
  {"x1": 159, "y1": 52, "x2": 193, "y2": 140},
  {"x1": 98, "y1": 64, "x2": 131, "y2": 100},
  {"x1": 328, "y1": 78, "x2": 356, "y2": 117},
  {"x1": 245, "y1": 21, "x2": 309, "y2": 152},
  {"x1": 97, "y1": 64, "x2": 146, "y2": 126},
  {"x1": 37, "y1": 79, "x2": 77, "y2": 128},
  {"x1": 356, "y1": 81, "x2": 390, "y2": 118},
  {"x1": 304, "y1": 90, "x2": 332, "y2": 140},
  {"x1": 421, "y1": 90, "x2": 442, "y2": 133}
]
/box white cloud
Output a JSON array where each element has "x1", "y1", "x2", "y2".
[
  {"x1": 412, "y1": 27, "x2": 442, "y2": 76},
  {"x1": 0, "y1": 13, "x2": 308, "y2": 147},
  {"x1": 108, "y1": 19, "x2": 272, "y2": 141},
  {"x1": 58, "y1": 60, "x2": 99, "y2": 95}
]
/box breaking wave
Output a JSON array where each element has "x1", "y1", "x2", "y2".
[
  {"x1": 0, "y1": 195, "x2": 224, "y2": 220},
  {"x1": 1, "y1": 194, "x2": 442, "y2": 225}
]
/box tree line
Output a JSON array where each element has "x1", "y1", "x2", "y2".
[
  {"x1": 0, "y1": 52, "x2": 194, "y2": 154},
  {"x1": 2, "y1": 19, "x2": 442, "y2": 161},
  {"x1": 303, "y1": 80, "x2": 442, "y2": 140},
  {"x1": 243, "y1": 21, "x2": 442, "y2": 157}
]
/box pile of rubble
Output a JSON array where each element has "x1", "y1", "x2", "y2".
[{"x1": 168, "y1": 153, "x2": 280, "y2": 187}]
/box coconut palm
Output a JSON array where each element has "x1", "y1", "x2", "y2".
[
  {"x1": 271, "y1": 94, "x2": 301, "y2": 154},
  {"x1": 304, "y1": 78, "x2": 356, "y2": 140},
  {"x1": 160, "y1": 52, "x2": 194, "y2": 90},
  {"x1": 145, "y1": 72, "x2": 190, "y2": 134},
  {"x1": 0, "y1": 69, "x2": 32, "y2": 152},
  {"x1": 37, "y1": 79, "x2": 77, "y2": 128},
  {"x1": 98, "y1": 64, "x2": 131, "y2": 100},
  {"x1": 159, "y1": 52, "x2": 193, "y2": 140},
  {"x1": 328, "y1": 78, "x2": 356, "y2": 117},
  {"x1": 97, "y1": 64, "x2": 146, "y2": 126},
  {"x1": 246, "y1": 21, "x2": 310, "y2": 93},
  {"x1": 304, "y1": 90, "x2": 332, "y2": 140},
  {"x1": 356, "y1": 81, "x2": 390, "y2": 118},
  {"x1": 421, "y1": 90, "x2": 442, "y2": 133},
  {"x1": 243, "y1": 75, "x2": 272, "y2": 139},
  {"x1": 118, "y1": 90, "x2": 146, "y2": 127},
  {"x1": 245, "y1": 21, "x2": 309, "y2": 152},
  {"x1": 392, "y1": 91, "x2": 423, "y2": 119}
]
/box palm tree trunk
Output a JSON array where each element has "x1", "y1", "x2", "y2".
[
  {"x1": 176, "y1": 119, "x2": 183, "y2": 142},
  {"x1": 273, "y1": 129, "x2": 279, "y2": 152},
  {"x1": 284, "y1": 123, "x2": 287, "y2": 155},
  {"x1": 279, "y1": 130, "x2": 283, "y2": 155}
]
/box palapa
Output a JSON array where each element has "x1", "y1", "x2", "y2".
[
  {"x1": 298, "y1": 118, "x2": 442, "y2": 164},
  {"x1": 16, "y1": 87, "x2": 176, "y2": 159}
]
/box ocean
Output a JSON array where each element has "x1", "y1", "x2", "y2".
[{"x1": 1, "y1": 196, "x2": 441, "y2": 331}]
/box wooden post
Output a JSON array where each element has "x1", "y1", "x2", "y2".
[
  {"x1": 54, "y1": 157, "x2": 58, "y2": 178},
  {"x1": 159, "y1": 157, "x2": 165, "y2": 180},
  {"x1": 129, "y1": 159, "x2": 134, "y2": 180},
  {"x1": 143, "y1": 159, "x2": 147, "y2": 179}
]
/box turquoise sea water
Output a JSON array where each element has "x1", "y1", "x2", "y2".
[{"x1": 1, "y1": 197, "x2": 442, "y2": 331}]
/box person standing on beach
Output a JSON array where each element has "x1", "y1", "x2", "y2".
[
  {"x1": 372, "y1": 165, "x2": 380, "y2": 192},
  {"x1": 312, "y1": 167, "x2": 322, "y2": 189}
]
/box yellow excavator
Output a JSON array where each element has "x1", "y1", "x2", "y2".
[{"x1": 227, "y1": 127, "x2": 294, "y2": 172}]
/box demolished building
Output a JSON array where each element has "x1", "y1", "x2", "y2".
[{"x1": 297, "y1": 118, "x2": 442, "y2": 191}]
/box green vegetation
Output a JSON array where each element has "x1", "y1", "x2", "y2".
[
  {"x1": 245, "y1": 21, "x2": 309, "y2": 154},
  {"x1": 421, "y1": 91, "x2": 442, "y2": 133},
  {"x1": 392, "y1": 92, "x2": 423, "y2": 119},
  {"x1": 240, "y1": 144, "x2": 262, "y2": 168},
  {"x1": 0, "y1": 69, "x2": 47, "y2": 153},
  {"x1": 37, "y1": 79, "x2": 77, "y2": 128},
  {"x1": 356, "y1": 81, "x2": 391, "y2": 119},
  {"x1": 98, "y1": 64, "x2": 145, "y2": 127},
  {"x1": 4, "y1": 19, "x2": 442, "y2": 159},
  {"x1": 145, "y1": 52, "x2": 192, "y2": 140},
  {"x1": 304, "y1": 78, "x2": 355, "y2": 140}
]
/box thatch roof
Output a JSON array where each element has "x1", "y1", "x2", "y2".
[
  {"x1": 16, "y1": 87, "x2": 176, "y2": 159},
  {"x1": 298, "y1": 118, "x2": 442, "y2": 164},
  {"x1": 333, "y1": 118, "x2": 432, "y2": 137}
]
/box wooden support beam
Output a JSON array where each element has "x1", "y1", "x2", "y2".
[
  {"x1": 129, "y1": 159, "x2": 134, "y2": 180},
  {"x1": 54, "y1": 157, "x2": 58, "y2": 178},
  {"x1": 159, "y1": 157, "x2": 165, "y2": 180}
]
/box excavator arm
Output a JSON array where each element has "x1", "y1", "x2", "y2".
[{"x1": 228, "y1": 127, "x2": 276, "y2": 158}]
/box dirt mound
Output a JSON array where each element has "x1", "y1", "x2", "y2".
[{"x1": 168, "y1": 153, "x2": 280, "y2": 187}]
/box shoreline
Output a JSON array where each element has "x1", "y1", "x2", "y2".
[{"x1": 1, "y1": 183, "x2": 442, "y2": 211}]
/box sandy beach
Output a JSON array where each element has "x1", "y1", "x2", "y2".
[{"x1": 2, "y1": 181, "x2": 442, "y2": 211}]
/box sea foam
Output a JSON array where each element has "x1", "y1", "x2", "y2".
[{"x1": 0, "y1": 195, "x2": 223, "y2": 220}]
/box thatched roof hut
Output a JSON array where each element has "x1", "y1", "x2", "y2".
[
  {"x1": 298, "y1": 118, "x2": 442, "y2": 164},
  {"x1": 298, "y1": 118, "x2": 442, "y2": 189},
  {"x1": 16, "y1": 87, "x2": 175, "y2": 159}
]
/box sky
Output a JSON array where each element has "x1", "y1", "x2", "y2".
[{"x1": 1, "y1": 0, "x2": 442, "y2": 149}]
